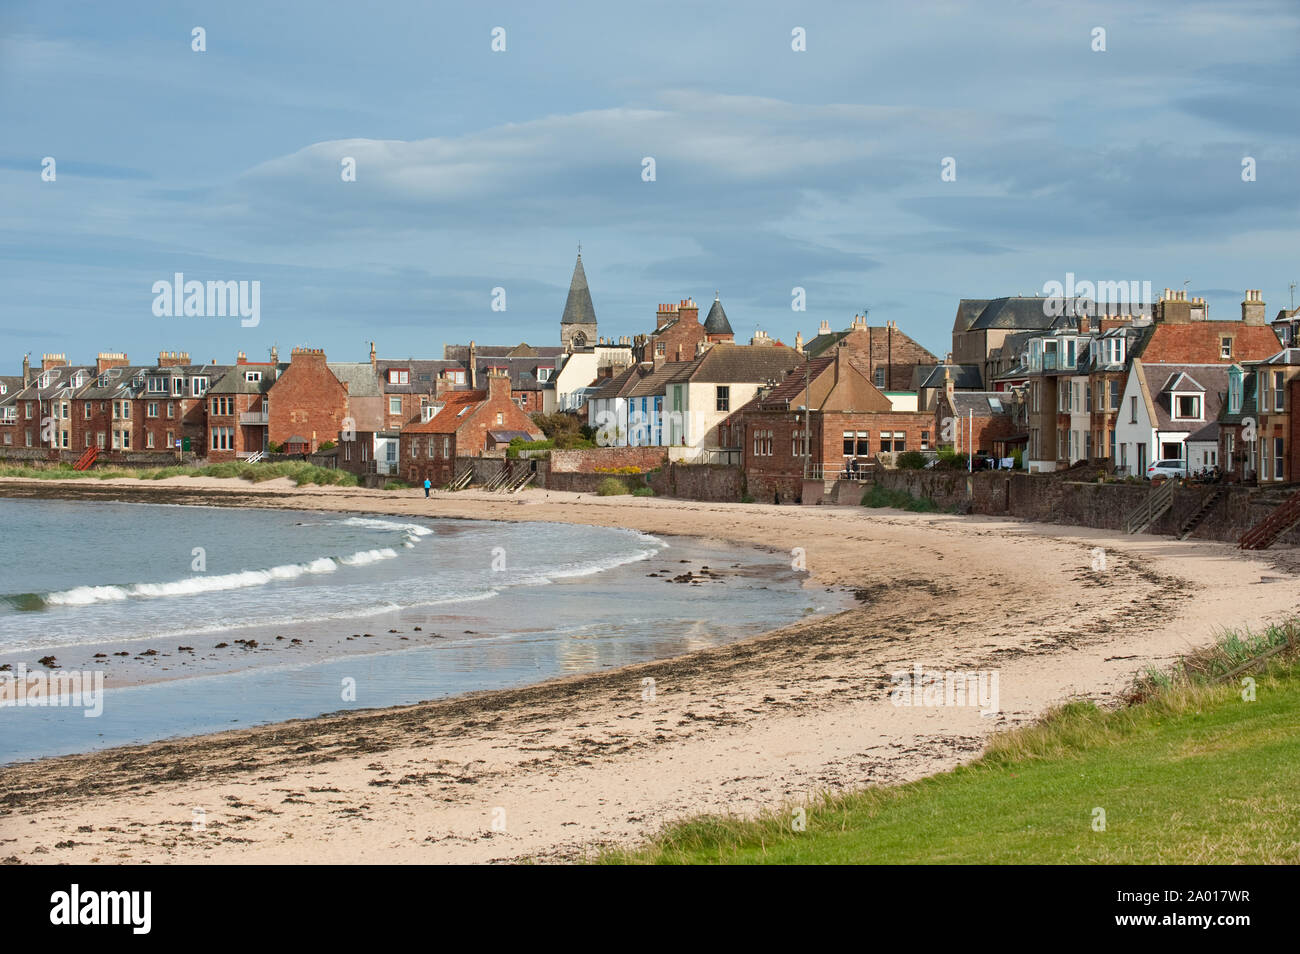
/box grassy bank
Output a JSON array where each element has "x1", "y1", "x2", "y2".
[
  {"x1": 860, "y1": 483, "x2": 941, "y2": 512},
  {"x1": 602, "y1": 623, "x2": 1300, "y2": 864},
  {"x1": 0, "y1": 461, "x2": 359, "y2": 487}
]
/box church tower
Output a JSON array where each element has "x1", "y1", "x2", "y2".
[{"x1": 560, "y1": 249, "x2": 598, "y2": 350}]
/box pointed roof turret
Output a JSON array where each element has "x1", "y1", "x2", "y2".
[
  {"x1": 703, "y1": 292, "x2": 733, "y2": 336},
  {"x1": 561, "y1": 252, "x2": 597, "y2": 326}
]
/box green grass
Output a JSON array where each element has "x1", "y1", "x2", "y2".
[
  {"x1": 860, "y1": 483, "x2": 940, "y2": 512},
  {"x1": 601, "y1": 627, "x2": 1300, "y2": 864},
  {"x1": 0, "y1": 461, "x2": 358, "y2": 487}
]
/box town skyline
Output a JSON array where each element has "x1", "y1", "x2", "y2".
[{"x1": 4, "y1": 0, "x2": 1300, "y2": 374}]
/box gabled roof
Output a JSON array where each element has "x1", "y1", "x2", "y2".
[
  {"x1": 1160, "y1": 371, "x2": 1205, "y2": 393},
  {"x1": 966, "y1": 297, "x2": 1080, "y2": 332},
  {"x1": 757, "y1": 356, "x2": 834, "y2": 409},
  {"x1": 703, "y1": 294, "x2": 733, "y2": 336},
  {"x1": 947, "y1": 391, "x2": 1015, "y2": 418},
  {"x1": 561, "y1": 252, "x2": 597, "y2": 326},
  {"x1": 210, "y1": 363, "x2": 283, "y2": 395},
  {"x1": 1138, "y1": 363, "x2": 1229, "y2": 441},
  {"x1": 1253, "y1": 347, "x2": 1300, "y2": 366}
]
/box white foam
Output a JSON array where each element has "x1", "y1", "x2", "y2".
[
  {"x1": 343, "y1": 516, "x2": 434, "y2": 537},
  {"x1": 339, "y1": 548, "x2": 399, "y2": 566}
]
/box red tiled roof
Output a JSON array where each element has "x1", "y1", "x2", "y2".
[{"x1": 402, "y1": 390, "x2": 487, "y2": 434}]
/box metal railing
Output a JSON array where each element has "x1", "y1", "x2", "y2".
[{"x1": 239, "y1": 411, "x2": 269, "y2": 425}]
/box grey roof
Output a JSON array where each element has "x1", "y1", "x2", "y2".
[
  {"x1": 561, "y1": 252, "x2": 597, "y2": 326},
  {"x1": 953, "y1": 299, "x2": 992, "y2": 333},
  {"x1": 1141, "y1": 363, "x2": 1229, "y2": 441},
  {"x1": 376, "y1": 359, "x2": 463, "y2": 393},
  {"x1": 966, "y1": 298, "x2": 1078, "y2": 332},
  {"x1": 1253, "y1": 347, "x2": 1300, "y2": 366},
  {"x1": 918, "y1": 363, "x2": 983, "y2": 390},
  {"x1": 673, "y1": 342, "x2": 802, "y2": 384},
  {"x1": 328, "y1": 362, "x2": 381, "y2": 397},
  {"x1": 442, "y1": 344, "x2": 564, "y2": 361},
  {"x1": 703, "y1": 295, "x2": 733, "y2": 336},
  {"x1": 474, "y1": 356, "x2": 553, "y2": 392},
  {"x1": 210, "y1": 363, "x2": 283, "y2": 395},
  {"x1": 949, "y1": 391, "x2": 1015, "y2": 418}
]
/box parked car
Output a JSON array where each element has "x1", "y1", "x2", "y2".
[{"x1": 1146, "y1": 458, "x2": 1188, "y2": 480}]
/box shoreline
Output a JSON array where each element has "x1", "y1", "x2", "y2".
[{"x1": 2, "y1": 476, "x2": 1298, "y2": 863}]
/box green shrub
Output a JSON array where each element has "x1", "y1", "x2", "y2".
[
  {"x1": 861, "y1": 483, "x2": 939, "y2": 512},
  {"x1": 895, "y1": 450, "x2": 926, "y2": 469},
  {"x1": 383, "y1": 479, "x2": 412, "y2": 490},
  {"x1": 596, "y1": 477, "x2": 629, "y2": 496},
  {"x1": 631, "y1": 486, "x2": 655, "y2": 497}
]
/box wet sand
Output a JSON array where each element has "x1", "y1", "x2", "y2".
[{"x1": 1, "y1": 475, "x2": 1297, "y2": 864}]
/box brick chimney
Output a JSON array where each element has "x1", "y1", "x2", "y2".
[
  {"x1": 679, "y1": 298, "x2": 699, "y2": 325},
  {"x1": 290, "y1": 347, "x2": 328, "y2": 365},
  {"x1": 156, "y1": 351, "x2": 189, "y2": 368},
  {"x1": 656, "y1": 303, "x2": 677, "y2": 329},
  {"x1": 795, "y1": 331, "x2": 803, "y2": 352},
  {"x1": 237, "y1": 351, "x2": 248, "y2": 364},
  {"x1": 22, "y1": 353, "x2": 31, "y2": 387},
  {"x1": 1242, "y1": 289, "x2": 1267, "y2": 325},
  {"x1": 486, "y1": 368, "x2": 510, "y2": 402},
  {"x1": 41, "y1": 353, "x2": 69, "y2": 370},
  {"x1": 1155, "y1": 289, "x2": 1191, "y2": 324},
  {"x1": 96, "y1": 352, "x2": 129, "y2": 374},
  {"x1": 468, "y1": 340, "x2": 477, "y2": 388},
  {"x1": 369, "y1": 341, "x2": 377, "y2": 368}
]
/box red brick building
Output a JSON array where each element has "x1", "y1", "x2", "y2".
[
  {"x1": 206, "y1": 354, "x2": 281, "y2": 462},
  {"x1": 267, "y1": 348, "x2": 350, "y2": 454},
  {"x1": 399, "y1": 371, "x2": 543, "y2": 485},
  {"x1": 802, "y1": 316, "x2": 940, "y2": 392},
  {"x1": 633, "y1": 299, "x2": 707, "y2": 364},
  {"x1": 729, "y1": 347, "x2": 934, "y2": 502}
]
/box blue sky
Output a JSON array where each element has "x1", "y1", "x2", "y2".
[{"x1": 2, "y1": 0, "x2": 1298, "y2": 373}]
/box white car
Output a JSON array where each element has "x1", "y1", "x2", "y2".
[{"x1": 1146, "y1": 458, "x2": 1187, "y2": 480}]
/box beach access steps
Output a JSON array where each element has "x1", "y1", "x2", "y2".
[
  {"x1": 72, "y1": 446, "x2": 98, "y2": 471},
  {"x1": 482, "y1": 463, "x2": 512, "y2": 492},
  {"x1": 1239, "y1": 486, "x2": 1300, "y2": 550},
  {"x1": 500, "y1": 470, "x2": 535, "y2": 493},
  {"x1": 243, "y1": 450, "x2": 266, "y2": 464},
  {"x1": 444, "y1": 464, "x2": 475, "y2": 491},
  {"x1": 1123, "y1": 479, "x2": 1176, "y2": 535},
  {"x1": 1177, "y1": 486, "x2": 1226, "y2": 540}
]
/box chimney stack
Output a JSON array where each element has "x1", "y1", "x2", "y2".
[
  {"x1": 1242, "y1": 289, "x2": 1266, "y2": 325},
  {"x1": 369, "y1": 341, "x2": 377, "y2": 367},
  {"x1": 656, "y1": 303, "x2": 676, "y2": 329},
  {"x1": 468, "y1": 340, "x2": 477, "y2": 388},
  {"x1": 22, "y1": 353, "x2": 31, "y2": 387},
  {"x1": 96, "y1": 352, "x2": 130, "y2": 374},
  {"x1": 795, "y1": 330, "x2": 804, "y2": 352},
  {"x1": 679, "y1": 298, "x2": 699, "y2": 325},
  {"x1": 486, "y1": 367, "x2": 510, "y2": 401}
]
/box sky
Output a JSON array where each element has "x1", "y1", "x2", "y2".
[{"x1": 1, "y1": 0, "x2": 1298, "y2": 374}]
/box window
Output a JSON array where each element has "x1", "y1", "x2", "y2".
[
  {"x1": 856, "y1": 431, "x2": 870, "y2": 455},
  {"x1": 25, "y1": 402, "x2": 32, "y2": 419},
  {"x1": 1085, "y1": 383, "x2": 1092, "y2": 412},
  {"x1": 1276, "y1": 437, "x2": 1285, "y2": 481},
  {"x1": 147, "y1": 402, "x2": 159, "y2": 418},
  {"x1": 716, "y1": 386, "x2": 730, "y2": 412},
  {"x1": 495, "y1": 412, "x2": 504, "y2": 425},
  {"x1": 842, "y1": 431, "x2": 855, "y2": 456},
  {"x1": 166, "y1": 431, "x2": 173, "y2": 448},
  {"x1": 389, "y1": 397, "x2": 402, "y2": 415},
  {"x1": 388, "y1": 369, "x2": 409, "y2": 385},
  {"x1": 427, "y1": 440, "x2": 435, "y2": 458},
  {"x1": 210, "y1": 427, "x2": 234, "y2": 451},
  {"x1": 167, "y1": 402, "x2": 174, "y2": 418},
  {"x1": 874, "y1": 368, "x2": 885, "y2": 388},
  {"x1": 192, "y1": 377, "x2": 208, "y2": 397},
  {"x1": 921, "y1": 430, "x2": 930, "y2": 450},
  {"x1": 1259, "y1": 372, "x2": 1269, "y2": 412},
  {"x1": 83, "y1": 404, "x2": 91, "y2": 419},
  {"x1": 148, "y1": 376, "x2": 167, "y2": 393},
  {"x1": 96, "y1": 432, "x2": 105, "y2": 449},
  {"x1": 1274, "y1": 371, "x2": 1285, "y2": 412},
  {"x1": 1175, "y1": 395, "x2": 1201, "y2": 419},
  {"x1": 171, "y1": 377, "x2": 183, "y2": 396},
  {"x1": 442, "y1": 436, "x2": 450, "y2": 458},
  {"x1": 1130, "y1": 396, "x2": 1137, "y2": 423},
  {"x1": 244, "y1": 370, "x2": 261, "y2": 383},
  {"x1": 1109, "y1": 379, "x2": 1120, "y2": 409},
  {"x1": 537, "y1": 368, "x2": 551, "y2": 382},
  {"x1": 655, "y1": 342, "x2": 666, "y2": 356},
  {"x1": 147, "y1": 432, "x2": 155, "y2": 449},
  {"x1": 1220, "y1": 337, "x2": 1233, "y2": 359}
]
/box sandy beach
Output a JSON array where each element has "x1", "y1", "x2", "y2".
[{"x1": 2, "y1": 476, "x2": 1298, "y2": 864}]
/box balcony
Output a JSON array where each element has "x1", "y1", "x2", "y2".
[{"x1": 239, "y1": 411, "x2": 269, "y2": 425}]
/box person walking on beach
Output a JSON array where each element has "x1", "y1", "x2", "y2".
[{"x1": 423, "y1": 477, "x2": 431, "y2": 498}]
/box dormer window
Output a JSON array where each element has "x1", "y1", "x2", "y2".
[
  {"x1": 244, "y1": 370, "x2": 261, "y2": 383},
  {"x1": 1220, "y1": 337, "x2": 1233, "y2": 360},
  {"x1": 388, "y1": 369, "x2": 409, "y2": 385},
  {"x1": 1228, "y1": 368, "x2": 1243, "y2": 414},
  {"x1": 148, "y1": 376, "x2": 167, "y2": 393},
  {"x1": 1174, "y1": 395, "x2": 1201, "y2": 420},
  {"x1": 192, "y1": 377, "x2": 208, "y2": 396},
  {"x1": 171, "y1": 377, "x2": 183, "y2": 396},
  {"x1": 38, "y1": 373, "x2": 50, "y2": 388}
]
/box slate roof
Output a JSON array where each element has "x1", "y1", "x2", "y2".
[
  {"x1": 1253, "y1": 347, "x2": 1300, "y2": 366},
  {"x1": 473, "y1": 356, "x2": 554, "y2": 392},
  {"x1": 966, "y1": 297, "x2": 1077, "y2": 332},
  {"x1": 590, "y1": 364, "x2": 643, "y2": 401},
  {"x1": 948, "y1": 391, "x2": 1015, "y2": 418},
  {"x1": 918, "y1": 364, "x2": 984, "y2": 390},
  {"x1": 627, "y1": 361, "x2": 691, "y2": 398},
  {"x1": 1140, "y1": 363, "x2": 1229, "y2": 442},
  {"x1": 674, "y1": 342, "x2": 802, "y2": 384},
  {"x1": 561, "y1": 253, "x2": 597, "y2": 326},
  {"x1": 375, "y1": 359, "x2": 463, "y2": 393},
  {"x1": 703, "y1": 295, "x2": 733, "y2": 336},
  {"x1": 210, "y1": 363, "x2": 283, "y2": 395},
  {"x1": 754, "y1": 357, "x2": 834, "y2": 409},
  {"x1": 328, "y1": 362, "x2": 381, "y2": 398}
]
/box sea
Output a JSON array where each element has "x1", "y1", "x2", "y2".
[{"x1": 0, "y1": 497, "x2": 836, "y2": 762}]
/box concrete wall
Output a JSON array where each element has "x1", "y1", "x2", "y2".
[{"x1": 647, "y1": 462, "x2": 742, "y2": 501}]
